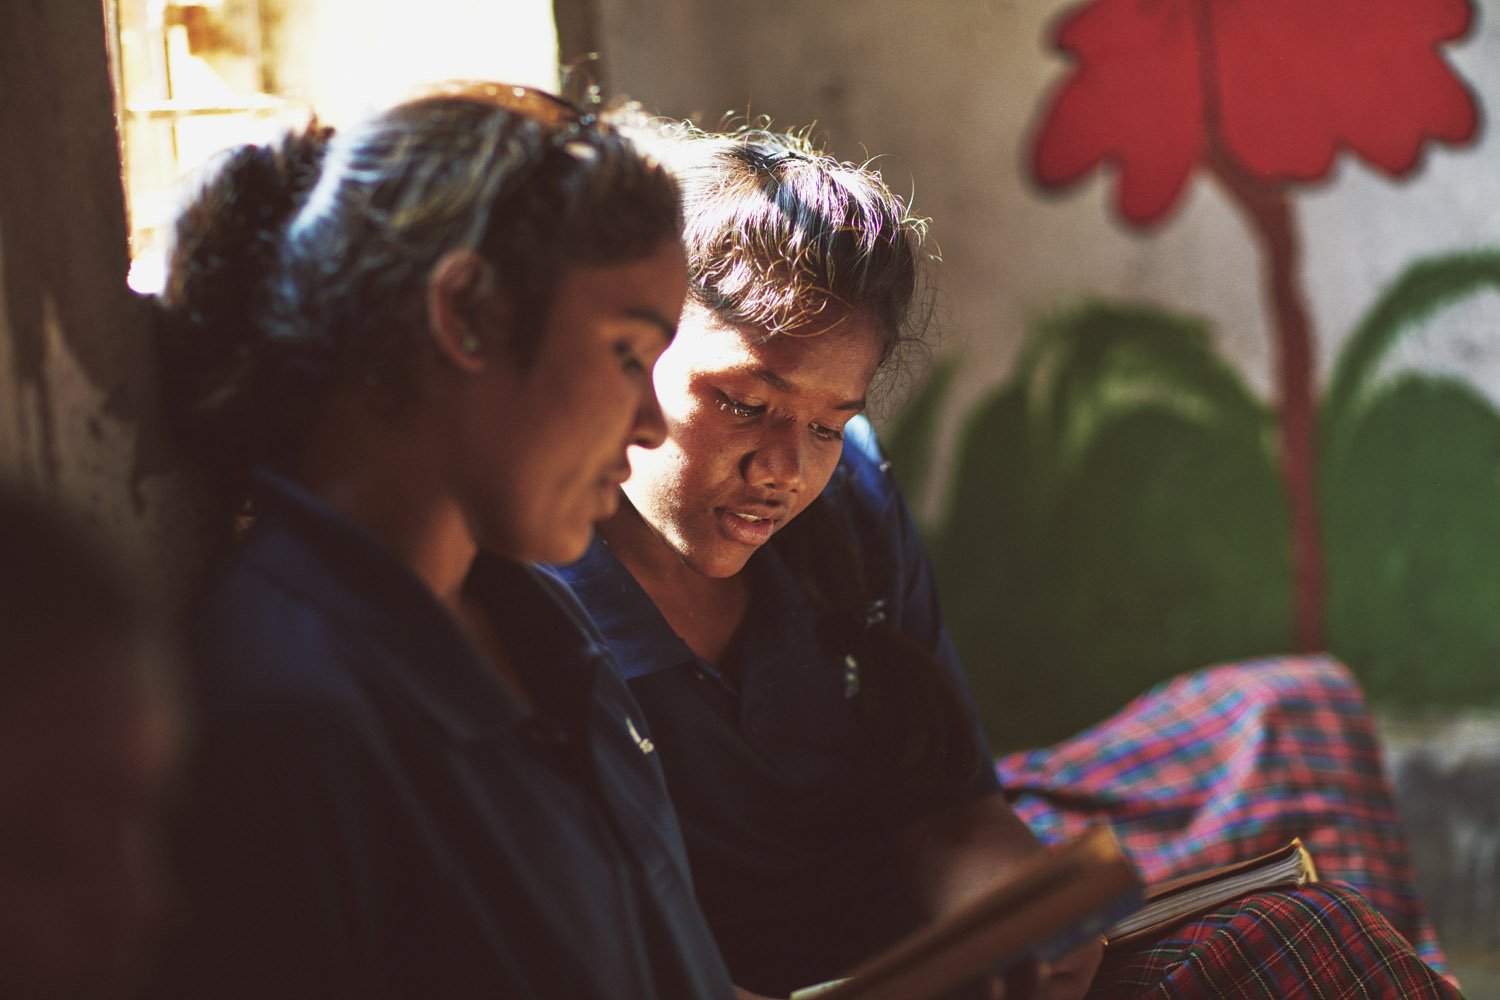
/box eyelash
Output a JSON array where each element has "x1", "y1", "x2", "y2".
[
  {"x1": 614, "y1": 342, "x2": 646, "y2": 375},
  {"x1": 716, "y1": 394, "x2": 764, "y2": 419},
  {"x1": 716, "y1": 393, "x2": 844, "y2": 442}
]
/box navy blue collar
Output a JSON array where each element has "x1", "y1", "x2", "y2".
[
  {"x1": 554, "y1": 527, "x2": 823, "y2": 693},
  {"x1": 559, "y1": 533, "x2": 695, "y2": 681}
]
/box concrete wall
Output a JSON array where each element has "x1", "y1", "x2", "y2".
[{"x1": 0, "y1": 0, "x2": 202, "y2": 595}]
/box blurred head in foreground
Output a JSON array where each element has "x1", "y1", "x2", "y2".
[{"x1": 0, "y1": 484, "x2": 179, "y2": 999}]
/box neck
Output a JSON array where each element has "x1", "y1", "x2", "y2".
[
  {"x1": 596, "y1": 497, "x2": 711, "y2": 598},
  {"x1": 288, "y1": 382, "x2": 538, "y2": 707},
  {"x1": 294, "y1": 392, "x2": 477, "y2": 611},
  {"x1": 597, "y1": 498, "x2": 749, "y2": 667}
]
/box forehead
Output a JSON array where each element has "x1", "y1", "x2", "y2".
[
  {"x1": 551, "y1": 243, "x2": 688, "y2": 314},
  {"x1": 672, "y1": 303, "x2": 883, "y2": 390}
]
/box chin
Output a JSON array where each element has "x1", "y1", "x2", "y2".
[
  {"x1": 505, "y1": 518, "x2": 593, "y2": 566},
  {"x1": 536, "y1": 531, "x2": 593, "y2": 566},
  {"x1": 684, "y1": 545, "x2": 754, "y2": 580}
]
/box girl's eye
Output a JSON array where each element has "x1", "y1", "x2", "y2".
[
  {"x1": 716, "y1": 393, "x2": 765, "y2": 418},
  {"x1": 810, "y1": 423, "x2": 844, "y2": 443},
  {"x1": 614, "y1": 342, "x2": 646, "y2": 375}
]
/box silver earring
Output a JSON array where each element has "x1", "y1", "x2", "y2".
[{"x1": 460, "y1": 334, "x2": 481, "y2": 356}]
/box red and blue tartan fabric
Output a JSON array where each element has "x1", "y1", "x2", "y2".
[
  {"x1": 1087, "y1": 884, "x2": 1463, "y2": 1000},
  {"x1": 995, "y1": 655, "x2": 1452, "y2": 983}
]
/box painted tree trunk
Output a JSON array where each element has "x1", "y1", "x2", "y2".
[{"x1": 1210, "y1": 148, "x2": 1325, "y2": 652}]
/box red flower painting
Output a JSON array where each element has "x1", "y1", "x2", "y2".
[
  {"x1": 1033, "y1": 0, "x2": 1478, "y2": 225},
  {"x1": 1028, "y1": 0, "x2": 1479, "y2": 649}
]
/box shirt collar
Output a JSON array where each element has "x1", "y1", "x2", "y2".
[
  {"x1": 552, "y1": 527, "x2": 825, "y2": 688},
  {"x1": 553, "y1": 534, "x2": 697, "y2": 680}
]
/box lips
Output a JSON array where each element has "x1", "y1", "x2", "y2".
[
  {"x1": 597, "y1": 485, "x2": 623, "y2": 520},
  {"x1": 715, "y1": 501, "x2": 782, "y2": 546},
  {"x1": 604, "y1": 460, "x2": 633, "y2": 487},
  {"x1": 595, "y1": 463, "x2": 631, "y2": 518}
]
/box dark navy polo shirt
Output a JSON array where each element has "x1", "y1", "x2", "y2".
[
  {"x1": 153, "y1": 473, "x2": 733, "y2": 1000},
  {"x1": 552, "y1": 417, "x2": 999, "y2": 997}
]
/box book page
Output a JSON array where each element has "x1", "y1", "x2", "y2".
[{"x1": 1104, "y1": 839, "x2": 1316, "y2": 942}]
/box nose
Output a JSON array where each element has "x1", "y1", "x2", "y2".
[
  {"x1": 743, "y1": 417, "x2": 805, "y2": 492},
  {"x1": 630, "y1": 382, "x2": 668, "y2": 450}
]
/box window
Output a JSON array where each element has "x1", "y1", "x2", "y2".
[
  {"x1": 109, "y1": 0, "x2": 290, "y2": 257},
  {"x1": 106, "y1": 0, "x2": 562, "y2": 274}
]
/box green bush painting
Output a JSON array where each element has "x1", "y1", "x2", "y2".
[{"x1": 888, "y1": 251, "x2": 1500, "y2": 751}]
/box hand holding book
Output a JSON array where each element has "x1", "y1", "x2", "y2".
[
  {"x1": 792, "y1": 834, "x2": 1318, "y2": 1000},
  {"x1": 800, "y1": 827, "x2": 1141, "y2": 1000}
]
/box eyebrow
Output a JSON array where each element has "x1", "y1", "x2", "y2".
[
  {"x1": 752, "y1": 366, "x2": 867, "y2": 412},
  {"x1": 624, "y1": 306, "x2": 680, "y2": 342}
]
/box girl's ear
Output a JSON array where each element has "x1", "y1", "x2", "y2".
[{"x1": 426, "y1": 249, "x2": 510, "y2": 373}]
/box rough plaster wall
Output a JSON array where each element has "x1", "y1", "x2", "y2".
[
  {"x1": 0, "y1": 0, "x2": 205, "y2": 594},
  {"x1": 595, "y1": 0, "x2": 1500, "y2": 517}
]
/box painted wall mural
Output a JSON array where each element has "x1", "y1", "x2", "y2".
[{"x1": 886, "y1": 0, "x2": 1496, "y2": 750}]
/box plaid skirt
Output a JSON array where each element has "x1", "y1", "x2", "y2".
[
  {"x1": 1087, "y1": 884, "x2": 1463, "y2": 1000},
  {"x1": 995, "y1": 655, "x2": 1451, "y2": 980}
]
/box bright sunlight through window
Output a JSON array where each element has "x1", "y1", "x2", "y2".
[{"x1": 109, "y1": 0, "x2": 560, "y2": 287}]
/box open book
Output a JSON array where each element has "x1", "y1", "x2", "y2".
[
  {"x1": 793, "y1": 835, "x2": 1319, "y2": 1000},
  {"x1": 794, "y1": 826, "x2": 1142, "y2": 1000},
  {"x1": 1102, "y1": 837, "x2": 1318, "y2": 948}
]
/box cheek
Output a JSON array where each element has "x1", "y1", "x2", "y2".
[
  {"x1": 521, "y1": 354, "x2": 633, "y2": 453},
  {"x1": 782, "y1": 449, "x2": 843, "y2": 523},
  {"x1": 596, "y1": 368, "x2": 648, "y2": 432},
  {"x1": 668, "y1": 417, "x2": 744, "y2": 496},
  {"x1": 639, "y1": 399, "x2": 719, "y2": 484},
  {"x1": 519, "y1": 392, "x2": 619, "y2": 487},
  {"x1": 809, "y1": 447, "x2": 845, "y2": 495},
  {"x1": 551, "y1": 378, "x2": 623, "y2": 450},
  {"x1": 625, "y1": 438, "x2": 692, "y2": 510},
  {"x1": 656, "y1": 378, "x2": 704, "y2": 434}
]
